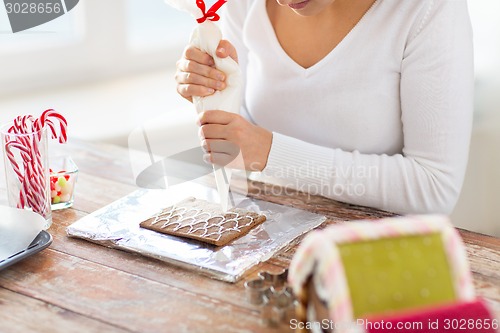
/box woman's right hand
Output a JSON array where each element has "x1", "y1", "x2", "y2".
[{"x1": 175, "y1": 40, "x2": 238, "y2": 103}]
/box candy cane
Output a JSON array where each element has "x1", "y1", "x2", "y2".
[
  {"x1": 36, "y1": 109, "x2": 68, "y2": 143},
  {"x1": 6, "y1": 139, "x2": 44, "y2": 214},
  {"x1": 3, "y1": 110, "x2": 68, "y2": 219},
  {"x1": 4, "y1": 140, "x2": 31, "y2": 180},
  {"x1": 6, "y1": 129, "x2": 45, "y2": 198},
  {"x1": 26, "y1": 157, "x2": 45, "y2": 201},
  {"x1": 28, "y1": 135, "x2": 46, "y2": 193},
  {"x1": 12, "y1": 115, "x2": 35, "y2": 135}
]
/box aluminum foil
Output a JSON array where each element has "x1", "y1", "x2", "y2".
[{"x1": 66, "y1": 182, "x2": 326, "y2": 282}]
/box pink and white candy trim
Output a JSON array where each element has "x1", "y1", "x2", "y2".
[
  {"x1": 288, "y1": 215, "x2": 475, "y2": 333},
  {"x1": 3, "y1": 109, "x2": 68, "y2": 220}
]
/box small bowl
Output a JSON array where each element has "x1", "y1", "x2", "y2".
[{"x1": 49, "y1": 156, "x2": 78, "y2": 210}]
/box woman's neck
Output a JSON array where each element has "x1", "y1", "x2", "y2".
[{"x1": 266, "y1": 0, "x2": 376, "y2": 68}]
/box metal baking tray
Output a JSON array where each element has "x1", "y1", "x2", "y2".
[
  {"x1": 67, "y1": 183, "x2": 326, "y2": 282},
  {"x1": 0, "y1": 231, "x2": 52, "y2": 271}
]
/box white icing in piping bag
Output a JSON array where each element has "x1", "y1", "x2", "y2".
[{"x1": 165, "y1": 0, "x2": 243, "y2": 211}]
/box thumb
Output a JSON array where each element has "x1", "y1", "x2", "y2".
[{"x1": 216, "y1": 40, "x2": 239, "y2": 64}]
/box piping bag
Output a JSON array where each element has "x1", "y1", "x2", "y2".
[
  {"x1": 0, "y1": 206, "x2": 45, "y2": 262},
  {"x1": 165, "y1": 0, "x2": 242, "y2": 211}
]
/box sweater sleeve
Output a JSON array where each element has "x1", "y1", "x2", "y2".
[{"x1": 261, "y1": 0, "x2": 474, "y2": 214}]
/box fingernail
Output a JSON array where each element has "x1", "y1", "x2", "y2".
[
  {"x1": 217, "y1": 73, "x2": 225, "y2": 81},
  {"x1": 218, "y1": 47, "x2": 225, "y2": 54},
  {"x1": 207, "y1": 88, "x2": 215, "y2": 94},
  {"x1": 216, "y1": 81, "x2": 223, "y2": 89}
]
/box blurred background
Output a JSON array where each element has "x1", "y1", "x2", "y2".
[{"x1": 0, "y1": 0, "x2": 499, "y2": 236}]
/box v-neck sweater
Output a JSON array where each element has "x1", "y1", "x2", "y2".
[{"x1": 220, "y1": 0, "x2": 474, "y2": 214}]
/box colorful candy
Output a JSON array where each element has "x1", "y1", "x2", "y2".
[{"x1": 49, "y1": 169, "x2": 74, "y2": 205}]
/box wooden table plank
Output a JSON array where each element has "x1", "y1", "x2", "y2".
[
  {"x1": 55, "y1": 140, "x2": 136, "y2": 187},
  {"x1": 0, "y1": 288, "x2": 131, "y2": 333},
  {"x1": 0, "y1": 249, "x2": 275, "y2": 333},
  {"x1": 71, "y1": 173, "x2": 138, "y2": 213}
]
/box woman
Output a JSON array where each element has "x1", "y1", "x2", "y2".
[{"x1": 175, "y1": 0, "x2": 474, "y2": 214}]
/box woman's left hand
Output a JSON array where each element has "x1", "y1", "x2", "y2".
[{"x1": 198, "y1": 110, "x2": 272, "y2": 172}]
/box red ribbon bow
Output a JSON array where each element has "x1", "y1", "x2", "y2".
[{"x1": 196, "y1": 0, "x2": 227, "y2": 23}]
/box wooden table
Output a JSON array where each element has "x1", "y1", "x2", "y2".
[{"x1": 1, "y1": 140, "x2": 498, "y2": 333}]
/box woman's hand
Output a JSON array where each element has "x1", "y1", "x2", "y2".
[
  {"x1": 198, "y1": 110, "x2": 273, "y2": 172},
  {"x1": 175, "y1": 40, "x2": 238, "y2": 102}
]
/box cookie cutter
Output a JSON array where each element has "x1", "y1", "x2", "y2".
[
  {"x1": 261, "y1": 286, "x2": 296, "y2": 327},
  {"x1": 245, "y1": 278, "x2": 272, "y2": 305},
  {"x1": 258, "y1": 269, "x2": 288, "y2": 289},
  {"x1": 244, "y1": 268, "x2": 296, "y2": 327}
]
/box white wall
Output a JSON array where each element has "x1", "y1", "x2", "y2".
[{"x1": 450, "y1": 1, "x2": 500, "y2": 236}]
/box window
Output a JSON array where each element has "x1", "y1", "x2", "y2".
[
  {"x1": 126, "y1": 0, "x2": 192, "y2": 52},
  {"x1": 0, "y1": 0, "x2": 193, "y2": 96},
  {"x1": 0, "y1": 2, "x2": 83, "y2": 53}
]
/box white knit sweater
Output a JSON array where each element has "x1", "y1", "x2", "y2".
[{"x1": 220, "y1": 0, "x2": 474, "y2": 214}]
